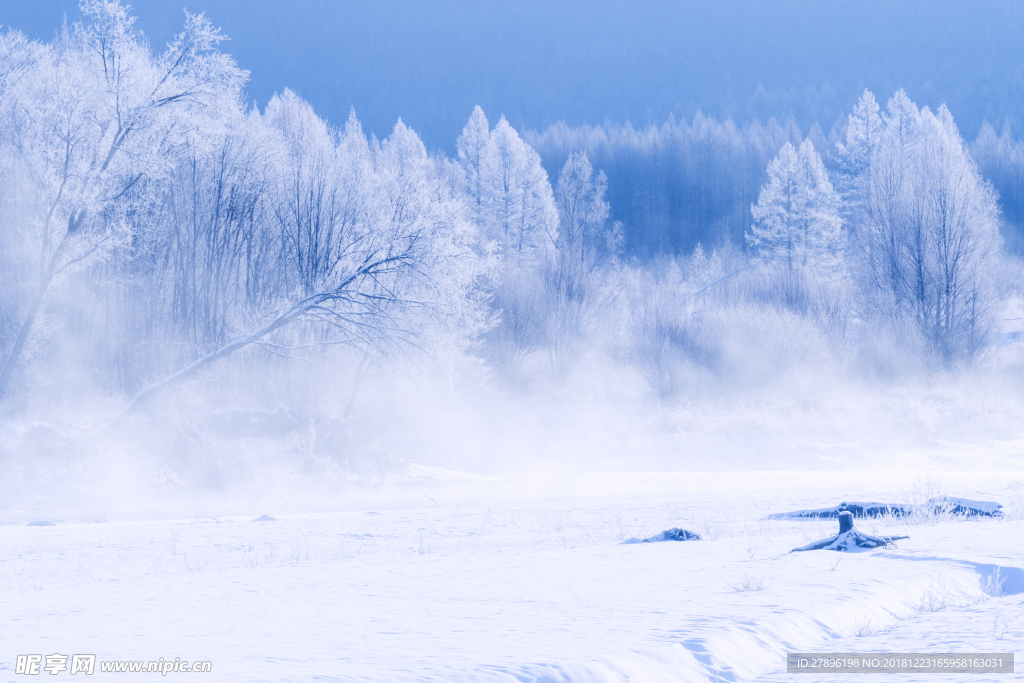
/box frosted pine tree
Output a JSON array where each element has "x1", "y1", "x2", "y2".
[
  {"x1": 748, "y1": 140, "x2": 842, "y2": 275},
  {"x1": 749, "y1": 142, "x2": 800, "y2": 270},
  {"x1": 834, "y1": 89, "x2": 882, "y2": 236},
  {"x1": 482, "y1": 115, "x2": 558, "y2": 265},
  {"x1": 456, "y1": 106, "x2": 491, "y2": 226},
  {"x1": 797, "y1": 140, "x2": 843, "y2": 272},
  {"x1": 554, "y1": 151, "x2": 611, "y2": 275},
  {"x1": 881, "y1": 89, "x2": 922, "y2": 164},
  {"x1": 455, "y1": 109, "x2": 557, "y2": 266}
]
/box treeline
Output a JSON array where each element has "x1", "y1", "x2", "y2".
[
  {"x1": 0, "y1": 2, "x2": 1020, "y2": 422},
  {"x1": 0, "y1": 3, "x2": 624, "y2": 411},
  {"x1": 0, "y1": 4, "x2": 486, "y2": 409},
  {"x1": 528, "y1": 111, "x2": 1024, "y2": 260},
  {"x1": 973, "y1": 122, "x2": 1024, "y2": 253}
]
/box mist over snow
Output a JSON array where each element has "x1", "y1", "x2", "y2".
[{"x1": 1, "y1": 3, "x2": 1023, "y2": 682}]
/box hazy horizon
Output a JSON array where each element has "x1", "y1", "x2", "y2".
[{"x1": 3, "y1": 0, "x2": 1024, "y2": 150}]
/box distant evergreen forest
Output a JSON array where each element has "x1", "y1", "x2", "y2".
[{"x1": 528, "y1": 115, "x2": 1024, "y2": 257}]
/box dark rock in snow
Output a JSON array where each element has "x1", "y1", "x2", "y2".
[
  {"x1": 253, "y1": 514, "x2": 276, "y2": 521},
  {"x1": 771, "y1": 497, "x2": 1002, "y2": 520},
  {"x1": 622, "y1": 527, "x2": 701, "y2": 544},
  {"x1": 27, "y1": 520, "x2": 55, "y2": 526}
]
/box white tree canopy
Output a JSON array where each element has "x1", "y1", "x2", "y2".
[
  {"x1": 845, "y1": 90, "x2": 1003, "y2": 362},
  {"x1": 456, "y1": 105, "x2": 490, "y2": 226},
  {"x1": 554, "y1": 151, "x2": 616, "y2": 276},
  {"x1": 0, "y1": 0, "x2": 247, "y2": 398},
  {"x1": 456, "y1": 108, "x2": 558, "y2": 266},
  {"x1": 747, "y1": 139, "x2": 842, "y2": 275},
  {"x1": 0, "y1": 3, "x2": 491, "y2": 410},
  {"x1": 835, "y1": 89, "x2": 882, "y2": 234}
]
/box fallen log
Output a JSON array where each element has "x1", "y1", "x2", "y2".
[{"x1": 771, "y1": 496, "x2": 1002, "y2": 520}]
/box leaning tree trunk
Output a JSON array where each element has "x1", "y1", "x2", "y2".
[
  {"x1": 104, "y1": 250, "x2": 413, "y2": 426},
  {"x1": 0, "y1": 211, "x2": 86, "y2": 401}
]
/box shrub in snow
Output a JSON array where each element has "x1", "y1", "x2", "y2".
[{"x1": 621, "y1": 528, "x2": 700, "y2": 544}]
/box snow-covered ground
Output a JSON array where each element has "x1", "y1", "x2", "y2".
[{"x1": 2, "y1": 470, "x2": 1021, "y2": 682}]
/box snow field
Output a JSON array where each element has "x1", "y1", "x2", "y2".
[{"x1": 1, "y1": 471, "x2": 1022, "y2": 682}]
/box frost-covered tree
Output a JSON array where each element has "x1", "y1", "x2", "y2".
[
  {"x1": 456, "y1": 108, "x2": 557, "y2": 266},
  {"x1": 0, "y1": 0, "x2": 246, "y2": 399},
  {"x1": 555, "y1": 152, "x2": 616, "y2": 275},
  {"x1": 915, "y1": 107, "x2": 1001, "y2": 360},
  {"x1": 164, "y1": 111, "x2": 268, "y2": 359},
  {"x1": 0, "y1": 3, "x2": 491, "y2": 413},
  {"x1": 747, "y1": 140, "x2": 842, "y2": 274},
  {"x1": 851, "y1": 92, "x2": 1001, "y2": 362},
  {"x1": 540, "y1": 151, "x2": 621, "y2": 377},
  {"x1": 120, "y1": 110, "x2": 488, "y2": 414},
  {"x1": 860, "y1": 91, "x2": 923, "y2": 302},
  {"x1": 835, "y1": 89, "x2": 882, "y2": 235},
  {"x1": 456, "y1": 105, "x2": 491, "y2": 226},
  {"x1": 456, "y1": 108, "x2": 561, "y2": 374},
  {"x1": 264, "y1": 91, "x2": 374, "y2": 300}
]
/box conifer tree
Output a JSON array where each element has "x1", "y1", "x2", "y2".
[
  {"x1": 456, "y1": 105, "x2": 491, "y2": 225},
  {"x1": 835, "y1": 89, "x2": 882, "y2": 236},
  {"x1": 747, "y1": 140, "x2": 842, "y2": 274},
  {"x1": 456, "y1": 108, "x2": 557, "y2": 266}
]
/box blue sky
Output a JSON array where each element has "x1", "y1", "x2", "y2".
[{"x1": 3, "y1": 0, "x2": 1022, "y2": 150}]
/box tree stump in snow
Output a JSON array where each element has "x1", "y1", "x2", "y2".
[{"x1": 791, "y1": 511, "x2": 908, "y2": 553}]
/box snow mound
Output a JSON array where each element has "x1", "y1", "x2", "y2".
[
  {"x1": 622, "y1": 528, "x2": 701, "y2": 544},
  {"x1": 253, "y1": 514, "x2": 276, "y2": 521}
]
